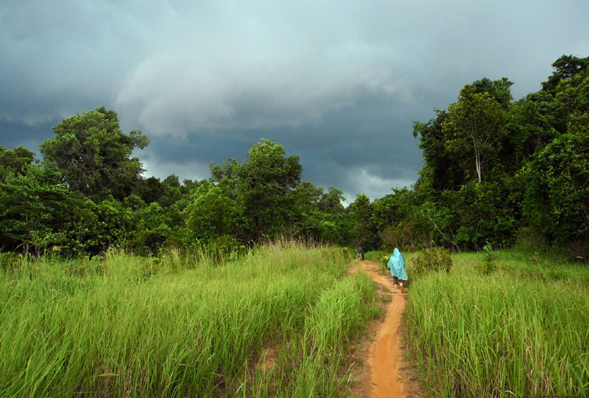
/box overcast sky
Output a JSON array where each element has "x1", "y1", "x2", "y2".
[{"x1": 1, "y1": 0, "x2": 588, "y2": 203}]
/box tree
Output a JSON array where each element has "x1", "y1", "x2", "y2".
[
  {"x1": 210, "y1": 139, "x2": 303, "y2": 243},
  {"x1": 318, "y1": 186, "x2": 346, "y2": 214},
  {"x1": 372, "y1": 188, "x2": 432, "y2": 250},
  {"x1": 412, "y1": 78, "x2": 521, "y2": 249},
  {"x1": 524, "y1": 119, "x2": 589, "y2": 254},
  {"x1": 140, "y1": 174, "x2": 184, "y2": 208},
  {"x1": 442, "y1": 81, "x2": 510, "y2": 183},
  {"x1": 239, "y1": 140, "x2": 302, "y2": 240},
  {"x1": 185, "y1": 182, "x2": 237, "y2": 242},
  {"x1": 542, "y1": 55, "x2": 589, "y2": 93},
  {"x1": 0, "y1": 145, "x2": 35, "y2": 181},
  {"x1": 288, "y1": 183, "x2": 349, "y2": 243},
  {"x1": 349, "y1": 193, "x2": 379, "y2": 250},
  {"x1": 504, "y1": 97, "x2": 560, "y2": 165},
  {"x1": 0, "y1": 162, "x2": 71, "y2": 257},
  {"x1": 413, "y1": 110, "x2": 467, "y2": 192},
  {"x1": 471, "y1": 77, "x2": 513, "y2": 107},
  {"x1": 210, "y1": 158, "x2": 242, "y2": 199},
  {"x1": 40, "y1": 107, "x2": 150, "y2": 201}
]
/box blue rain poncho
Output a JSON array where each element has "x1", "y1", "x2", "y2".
[{"x1": 388, "y1": 248, "x2": 408, "y2": 280}]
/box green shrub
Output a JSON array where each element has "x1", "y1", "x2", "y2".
[
  {"x1": 364, "y1": 250, "x2": 383, "y2": 261},
  {"x1": 410, "y1": 247, "x2": 453, "y2": 277},
  {"x1": 380, "y1": 254, "x2": 390, "y2": 273},
  {"x1": 479, "y1": 242, "x2": 497, "y2": 275},
  {"x1": 0, "y1": 252, "x2": 25, "y2": 272}
]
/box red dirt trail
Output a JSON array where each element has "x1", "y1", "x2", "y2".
[{"x1": 357, "y1": 260, "x2": 412, "y2": 398}]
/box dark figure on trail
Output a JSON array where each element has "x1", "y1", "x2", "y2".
[
  {"x1": 388, "y1": 248, "x2": 408, "y2": 293},
  {"x1": 357, "y1": 246, "x2": 364, "y2": 261}
]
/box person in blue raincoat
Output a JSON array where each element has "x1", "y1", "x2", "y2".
[{"x1": 388, "y1": 248, "x2": 408, "y2": 293}]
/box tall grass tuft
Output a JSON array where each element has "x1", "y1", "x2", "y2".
[
  {"x1": 405, "y1": 251, "x2": 589, "y2": 397},
  {"x1": 0, "y1": 240, "x2": 378, "y2": 397}
]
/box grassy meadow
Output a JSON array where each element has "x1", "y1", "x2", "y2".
[
  {"x1": 403, "y1": 250, "x2": 589, "y2": 397},
  {"x1": 0, "y1": 242, "x2": 379, "y2": 397}
]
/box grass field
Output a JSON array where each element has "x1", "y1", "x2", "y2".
[
  {"x1": 0, "y1": 242, "x2": 379, "y2": 397},
  {"x1": 404, "y1": 250, "x2": 589, "y2": 397}
]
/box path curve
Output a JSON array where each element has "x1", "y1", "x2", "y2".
[{"x1": 361, "y1": 260, "x2": 408, "y2": 398}]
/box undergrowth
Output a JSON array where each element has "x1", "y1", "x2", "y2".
[
  {"x1": 405, "y1": 250, "x2": 589, "y2": 397},
  {"x1": 0, "y1": 241, "x2": 379, "y2": 397}
]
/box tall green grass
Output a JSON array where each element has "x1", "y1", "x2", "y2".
[
  {"x1": 405, "y1": 251, "x2": 589, "y2": 397},
  {"x1": 0, "y1": 242, "x2": 379, "y2": 397}
]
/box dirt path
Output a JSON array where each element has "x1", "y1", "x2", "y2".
[
  {"x1": 364, "y1": 260, "x2": 406, "y2": 397},
  {"x1": 350, "y1": 260, "x2": 421, "y2": 398}
]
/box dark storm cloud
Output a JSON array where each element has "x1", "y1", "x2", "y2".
[
  {"x1": 1, "y1": 0, "x2": 589, "y2": 201},
  {"x1": 0, "y1": 119, "x2": 57, "y2": 157}
]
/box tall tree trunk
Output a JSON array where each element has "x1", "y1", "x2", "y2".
[{"x1": 475, "y1": 151, "x2": 482, "y2": 182}]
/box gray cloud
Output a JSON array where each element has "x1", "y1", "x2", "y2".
[{"x1": 1, "y1": 0, "x2": 588, "y2": 201}]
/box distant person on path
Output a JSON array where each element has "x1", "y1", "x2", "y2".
[
  {"x1": 388, "y1": 248, "x2": 408, "y2": 293},
  {"x1": 357, "y1": 245, "x2": 364, "y2": 261}
]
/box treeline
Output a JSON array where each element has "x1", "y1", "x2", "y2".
[
  {"x1": 0, "y1": 113, "x2": 357, "y2": 258},
  {"x1": 1, "y1": 55, "x2": 588, "y2": 260},
  {"x1": 368, "y1": 54, "x2": 589, "y2": 259}
]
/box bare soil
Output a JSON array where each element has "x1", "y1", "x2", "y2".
[{"x1": 348, "y1": 259, "x2": 423, "y2": 398}]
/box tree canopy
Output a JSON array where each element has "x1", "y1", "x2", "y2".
[
  {"x1": 408, "y1": 55, "x2": 589, "y2": 255},
  {"x1": 1, "y1": 55, "x2": 588, "y2": 260},
  {"x1": 40, "y1": 107, "x2": 149, "y2": 201}
]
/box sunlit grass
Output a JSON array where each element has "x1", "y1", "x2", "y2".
[
  {"x1": 405, "y1": 250, "x2": 589, "y2": 397},
  {"x1": 0, "y1": 241, "x2": 379, "y2": 397}
]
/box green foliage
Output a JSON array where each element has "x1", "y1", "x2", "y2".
[
  {"x1": 0, "y1": 243, "x2": 378, "y2": 397},
  {"x1": 139, "y1": 174, "x2": 185, "y2": 208},
  {"x1": 442, "y1": 80, "x2": 509, "y2": 183},
  {"x1": 542, "y1": 54, "x2": 589, "y2": 93},
  {"x1": 0, "y1": 162, "x2": 71, "y2": 257},
  {"x1": 210, "y1": 139, "x2": 303, "y2": 243},
  {"x1": 480, "y1": 242, "x2": 497, "y2": 275},
  {"x1": 131, "y1": 201, "x2": 172, "y2": 255},
  {"x1": 288, "y1": 183, "x2": 351, "y2": 244},
  {"x1": 380, "y1": 254, "x2": 390, "y2": 273},
  {"x1": 93, "y1": 197, "x2": 135, "y2": 250},
  {"x1": 410, "y1": 55, "x2": 589, "y2": 257},
  {"x1": 0, "y1": 252, "x2": 26, "y2": 272},
  {"x1": 450, "y1": 180, "x2": 521, "y2": 249},
  {"x1": 4, "y1": 54, "x2": 589, "y2": 260},
  {"x1": 185, "y1": 182, "x2": 237, "y2": 243},
  {"x1": 40, "y1": 107, "x2": 149, "y2": 202},
  {"x1": 378, "y1": 221, "x2": 431, "y2": 252},
  {"x1": 410, "y1": 247, "x2": 453, "y2": 277},
  {"x1": 318, "y1": 185, "x2": 346, "y2": 214},
  {"x1": 413, "y1": 110, "x2": 467, "y2": 192},
  {"x1": 406, "y1": 250, "x2": 589, "y2": 396},
  {"x1": 238, "y1": 139, "x2": 302, "y2": 240},
  {"x1": 349, "y1": 193, "x2": 380, "y2": 250},
  {"x1": 524, "y1": 122, "x2": 589, "y2": 255},
  {"x1": 0, "y1": 145, "x2": 35, "y2": 181},
  {"x1": 372, "y1": 188, "x2": 432, "y2": 251}
]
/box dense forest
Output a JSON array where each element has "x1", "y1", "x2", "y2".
[{"x1": 1, "y1": 55, "x2": 588, "y2": 261}]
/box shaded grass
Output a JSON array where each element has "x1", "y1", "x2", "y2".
[
  {"x1": 363, "y1": 251, "x2": 383, "y2": 261},
  {"x1": 0, "y1": 242, "x2": 379, "y2": 397},
  {"x1": 405, "y1": 250, "x2": 589, "y2": 397}
]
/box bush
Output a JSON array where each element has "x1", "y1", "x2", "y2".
[
  {"x1": 0, "y1": 252, "x2": 25, "y2": 272},
  {"x1": 203, "y1": 235, "x2": 244, "y2": 264},
  {"x1": 380, "y1": 254, "x2": 390, "y2": 273},
  {"x1": 479, "y1": 242, "x2": 497, "y2": 275},
  {"x1": 410, "y1": 247, "x2": 453, "y2": 277}
]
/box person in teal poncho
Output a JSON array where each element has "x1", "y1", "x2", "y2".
[{"x1": 388, "y1": 248, "x2": 408, "y2": 293}]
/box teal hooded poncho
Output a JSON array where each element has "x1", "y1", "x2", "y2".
[{"x1": 388, "y1": 248, "x2": 408, "y2": 280}]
